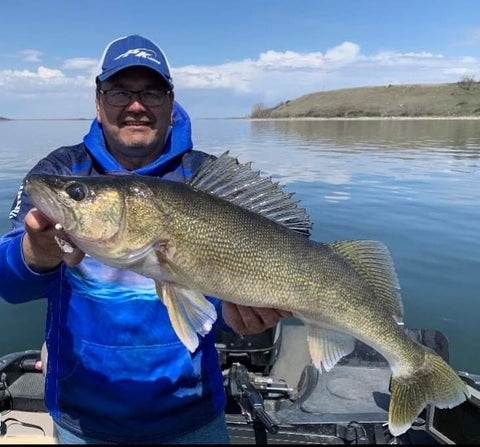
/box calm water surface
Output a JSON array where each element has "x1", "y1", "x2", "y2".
[{"x1": 1, "y1": 118, "x2": 479, "y2": 374}]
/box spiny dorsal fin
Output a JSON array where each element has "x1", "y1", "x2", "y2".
[
  {"x1": 329, "y1": 240, "x2": 404, "y2": 322},
  {"x1": 188, "y1": 151, "x2": 312, "y2": 236}
]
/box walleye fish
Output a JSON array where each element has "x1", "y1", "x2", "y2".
[{"x1": 24, "y1": 153, "x2": 469, "y2": 436}]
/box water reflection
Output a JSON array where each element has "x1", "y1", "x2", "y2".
[
  {"x1": 251, "y1": 119, "x2": 480, "y2": 154},
  {"x1": 0, "y1": 120, "x2": 90, "y2": 181},
  {"x1": 244, "y1": 121, "x2": 480, "y2": 196}
]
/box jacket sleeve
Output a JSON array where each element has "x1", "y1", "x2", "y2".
[{"x1": 0, "y1": 157, "x2": 68, "y2": 304}]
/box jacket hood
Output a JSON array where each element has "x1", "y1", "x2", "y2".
[{"x1": 83, "y1": 101, "x2": 193, "y2": 176}]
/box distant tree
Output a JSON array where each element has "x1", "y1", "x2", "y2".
[
  {"x1": 251, "y1": 102, "x2": 271, "y2": 118},
  {"x1": 458, "y1": 75, "x2": 477, "y2": 90}
]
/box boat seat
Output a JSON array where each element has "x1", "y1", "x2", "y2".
[{"x1": 8, "y1": 372, "x2": 46, "y2": 413}]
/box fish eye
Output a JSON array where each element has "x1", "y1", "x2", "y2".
[{"x1": 66, "y1": 182, "x2": 87, "y2": 201}]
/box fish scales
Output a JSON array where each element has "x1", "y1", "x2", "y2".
[{"x1": 150, "y1": 182, "x2": 368, "y2": 313}]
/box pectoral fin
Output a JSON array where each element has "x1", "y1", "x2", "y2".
[
  {"x1": 155, "y1": 281, "x2": 217, "y2": 352},
  {"x1": 306, "y1": 325, "x2": 355, "y2": 372}
]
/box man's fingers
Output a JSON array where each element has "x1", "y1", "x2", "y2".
[
  {"x1": 22, "y1": 208, "x2": 86, "y2": 270},
  {"x1": 24, "y1": 208, "x2": 54, "y2": 232},
  {"x1": 63, "y1": 249, "x2": 86, "y2": 267},
  {"x1": 222, "y1": 303, "x2": 292, "y2": 336},
  {"x1": 251, "y1": 307, "x2": 281, "y2": 328},
  {"x1": 237, "y1": 305, "x2": 264, "y2": 334},
  {"x1": 223, "y1": 302, "x2": 248, "y2": 334}
]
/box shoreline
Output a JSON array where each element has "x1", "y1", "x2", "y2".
[
  {"x1": 0, "y1": 118, "x2": 91, "y2": 122},
  {"x1": 3, "y1": 116, "x2": 480, "y2": 122},
  {"x1": 248, "y1": 116, "x2": 480, "y2": 121}
]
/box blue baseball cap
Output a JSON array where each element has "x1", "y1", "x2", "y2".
[{"x1": 96, "y1": 34, "x2": 174, "y2": 89}]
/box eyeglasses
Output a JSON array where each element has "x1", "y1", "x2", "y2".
[{"x1": 97, "y1": 88, "x2": 171, "y2": 107}]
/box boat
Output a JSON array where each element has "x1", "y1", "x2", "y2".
[{"x1": 1, "y1": 322, "x2": 479, "y2": 444}]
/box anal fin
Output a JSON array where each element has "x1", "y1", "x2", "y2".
[{"x1": 306, "y1": 325, "x2": 355, "y2": 372}]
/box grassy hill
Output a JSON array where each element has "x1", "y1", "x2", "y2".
[{"x1": 252, "y1": 81, "x2": 480, "y2": 118}]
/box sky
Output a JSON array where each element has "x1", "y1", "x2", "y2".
[{"x1": 2, "y1": 0, "x2": 480, "y2": 119}]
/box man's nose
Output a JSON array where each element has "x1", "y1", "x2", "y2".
[{"x1": 125, "y1": 93, "x2": 148, "y2": 110}]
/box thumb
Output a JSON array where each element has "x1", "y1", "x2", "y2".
[{"x1": 25, "y1": 208, "x2": 54, "y2": 232}]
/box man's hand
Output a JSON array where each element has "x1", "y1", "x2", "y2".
[
  {"x1": 22, "y1": 208, "x2": 85, "y2": 273},
  {"x1": 222, "y1": 302, "x2": 292, "y2": 335}
]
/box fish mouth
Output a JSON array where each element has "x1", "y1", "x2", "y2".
[{"x1": 24, "y1": 175, "x2": 73, "y2": 231}]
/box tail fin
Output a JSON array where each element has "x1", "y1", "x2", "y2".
[{"x1": 389, "y1": 349, "x2": 470, "y2": 436}]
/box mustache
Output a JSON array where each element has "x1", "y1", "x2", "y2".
[{"x1": 120, "y1": 112, "x2": 155, "y2": 124}]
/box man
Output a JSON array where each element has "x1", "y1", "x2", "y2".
[{"x1": 0, "y1": 35, "x2": 289, "y2": 444}]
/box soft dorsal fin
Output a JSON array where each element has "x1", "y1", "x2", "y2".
[
  {"x1": 188, "y1": 152, "x2": 312, "y2": 236},
  {"x1": 329, "y1": 240, "x2": 404, "y2": 322}
]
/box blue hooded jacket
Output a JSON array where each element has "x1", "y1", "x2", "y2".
[{"x1": 0, "y1": 102, "x2": 228, "y2": 443}]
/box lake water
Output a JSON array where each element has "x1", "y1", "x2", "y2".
[{"x1": 1, "y1": 118, "x2": 479, "y2": 374}]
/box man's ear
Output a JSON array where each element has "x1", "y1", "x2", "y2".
[
  {"x1": 169, "y1": 91, "x2": 175, "y2": 125},
  {"x1": 95, "y1": 94, "x2": 102, "y2": 123}
]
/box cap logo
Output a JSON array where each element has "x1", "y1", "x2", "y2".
[{"x1": 113, "y1": 48, "x2": 161, "y2": 65}]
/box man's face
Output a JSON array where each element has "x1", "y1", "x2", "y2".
[{"x1": 95, "y1": 66, "x2": 174, "y2": 170}]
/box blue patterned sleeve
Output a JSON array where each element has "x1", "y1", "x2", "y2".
[{"x1": 0, "y1": 158, "x2": 67, "y2": 303}]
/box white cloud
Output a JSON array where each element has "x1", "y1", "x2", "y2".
[
  {"x1": 258, "y1": 50, "x2": 326, "y2": 68},
  {"x1": 173, "y1": 58, "x2": 261, "y2": 93},
  {"x1": 36, "y1": 66, "x2": 64, "y2": 79},
  {"x1": 173, "y1": 42, "x2": 361, "y2": 93},
  {"x1": 399, "y1": 51, "x2": 443, "y2": 59},
  {"x1": 0, "y1": 66, "x2": 65, "y2": 84},
  {"x1": 371, "y1": 51, "x2": 445, "y2": 66},
  {"x1": 443, "y1": 67, "x2": 472, "y2": 76},
  {"x1": 173, "y1": 42, "x2": 479, "y2": 95},
  {"x1": 0, "y1": 66, "x2": 93, "y2": 98},
  {"x1": 324, "y1": 41, "x2": 360, "y2": 62},
  {"x1": 257, "y1": 42, "x2": 360, "y2": 68},
  {"x1": 62, "y1": 58, "x2": 98, "y2": 70},
  {"x1": 19, "y1": 49, "x2": 42, "y2": 63}
]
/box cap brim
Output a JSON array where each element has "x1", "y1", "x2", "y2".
[{"x1": 97, "y1": 62, "x2": 173, "y2": 90}]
